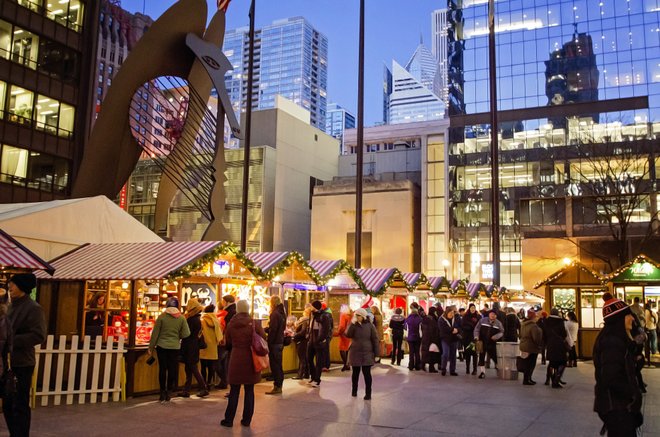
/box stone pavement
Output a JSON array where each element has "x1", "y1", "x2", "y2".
[{"x1": 2, "y1": 361, "x2": 658, "y2": 437}]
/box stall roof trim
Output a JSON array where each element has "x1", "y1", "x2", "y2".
[
  {"x1": 428, "y1": 276, "x2": 450, "y2": 291},
  {"x1": 355, "y1": 268, "x2": 404, "y2": 295},
  {"x1": 307, "y1": 259, "x2": 344, "y2": 279},
  {"x1": 603, "y1": 254, "x2": 660, "y2": 283},
  {"x1": 37, "y1": 241, "x2": 228, "y2": 280},
  {"x1": 533, "y1": 261, "x2": 603, "y2": 289},
  {"x1": 245, "y1": 252, "x2": 291, "y2": 275},
  {"x1": 0, "y1": 229, "x2": 54, "y2": 273}
]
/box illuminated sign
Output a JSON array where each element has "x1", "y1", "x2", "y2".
[
  {"x1": 481, "y1": 263, "x2": 494, "y2": 280},
  {"x1": 212, "y1": 260, "x2": 230, "y2": 275}
]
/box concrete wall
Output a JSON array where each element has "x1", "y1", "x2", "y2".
[{"x1": 311, "y1": 180, "x2": 419, "y2": 271}]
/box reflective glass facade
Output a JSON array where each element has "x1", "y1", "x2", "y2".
[
  {"x1": 223, "y1": 17, "x2": 328, "y2": 129},
  {"x1": 446, "y1": 0, "x2": 660, "y2": 286},
  {"x1": 325, "y1": 103, "x2": 355, "y2": 155}
]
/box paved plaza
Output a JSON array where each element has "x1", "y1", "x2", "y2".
[{"x1": 2, "y1": 361, "x2": 658, "y2": 437}]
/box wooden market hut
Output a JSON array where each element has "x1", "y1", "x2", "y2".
[
  {"x1": 534, "y1": 261, "x2": 605, "y2": 358},
  {"x1": 35, "y1": 240, "x2": 260, "y2": 395},
  {"x1": 602, "y1": 254, "x2": 660, "y2": 307}
]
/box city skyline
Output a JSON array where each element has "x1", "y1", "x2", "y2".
[{"x1": 120, "y1": 0, "x2": 441, "y2": 126}]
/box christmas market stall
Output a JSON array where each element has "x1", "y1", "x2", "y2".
[
  {"x1": 534, "y1": 261, "x2": 605, "y2": 358},
  {"x1": 602, "y1": 254, "x2": 660, "y2": 307},
  {"x1": 244, "y1": 251, "x2": 320, "y2": 372},
  {"x1": 35, "y1": 240, "x2": 259, "y2": 395},
  {"x1": 307, "y1": 259, "x2": 365, "y2": 363}
]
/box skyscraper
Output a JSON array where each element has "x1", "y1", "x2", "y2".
[
  {"x1": 0, "y1": 0, "x2": 99, "y2": 202},
  {"x1": 325, "y1": 103, "x2": 355, "y2": 155},
  {"x1": 431, "y1": 8, "x2": 449, "y2": 107},
  {"x1": 223, "y1": 17, "x2": 328, "y2": 129}
]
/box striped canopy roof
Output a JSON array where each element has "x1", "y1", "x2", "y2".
[
  {"x1": 466, "y1": 282, "x2": 486, "y2": 298},
  {"x1": 244, "y1": 252, "x2": 290, "y2": 275},
  {"x1": 428, "y1": 276, "x2": 449, "y2": 291},
  {"x1": 307, "y1": 259, "x2": 344, "y2": 279},
  {"x1": 355, "y1": 268, "x2": 401, "y2": 294},
  {"x1": 0, "y1": 229, "x2": 53, "y2": 273},
  {"x1": 36, "y1": 241, "x2": 225, "y2": 280}
]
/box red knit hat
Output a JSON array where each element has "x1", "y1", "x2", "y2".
[{"x1": 602, "y1": 297, "x2": 632, "y2": 322}]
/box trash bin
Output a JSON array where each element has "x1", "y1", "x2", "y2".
[{"x1": 496, "y1": 341, "x2": 519, "y2": 380}]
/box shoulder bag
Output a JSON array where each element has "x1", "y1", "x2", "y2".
[
  {"x1": 251, "y1": 322, "x2": 270, "y2": 372},
  {"x1": 198, "y1": 329, "x2": 207, "y2": 350}
]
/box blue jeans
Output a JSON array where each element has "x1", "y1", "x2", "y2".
[
  {"x1": 648, "y1": 329, "x2": 658, "y2": 354},
  {"x1": 269, "y1": 343, "x2": 284, "y2": 388},
  {"x1": 441, "y1": 340, "x2": 457, "y2": 373}
]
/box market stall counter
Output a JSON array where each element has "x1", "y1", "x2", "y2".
[{"x1": 35, "y1": 241, "x2": 261, "y2": 396}]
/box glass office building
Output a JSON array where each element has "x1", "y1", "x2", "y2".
[
  {"x1": 446, "y1": 0, "x2": 660, "y2": 286},
  {"x1": 223, "y1": 17, "x2": 328, "y2": 129},
  {"x1": 325, "y1": 103, "x2": 355, "y2": 154}
]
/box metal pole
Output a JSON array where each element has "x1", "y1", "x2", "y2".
[
  {"x1": 488, "y1": 0, "x2": 500, "y2": 286},
  {"x1": 355, "y1": 0, "x2": 365, "y2": 268},
  {"x1": 240, "y1": 0, "x2": 256, "y2": 251}
]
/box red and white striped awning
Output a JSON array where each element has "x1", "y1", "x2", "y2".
[
  {"x1": 355, "y1": 268, "x2": 396, "y2": 294},
  {"x1": 308, "y1": 259, "x2": 343, "y2": 279},
  {"x1": 0, "y1": 229, "x2": 53, "y2": 273},
  {"x1": 37, "y1": 241, "x2": 223, "y2": 280},
  {"x1": 245, "y1": 252, "x2": 290, "y2": 275}
]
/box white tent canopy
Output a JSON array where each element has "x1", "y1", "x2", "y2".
[{"x1": 0, "y1": 196, "x2": 162, "y2": 260}]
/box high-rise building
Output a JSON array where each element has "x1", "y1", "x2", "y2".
[
  {"x1": 384, "y1": 58, "x2": 444, "y2": 125},
  {"x1": 0, "y1": 0, "x2": 99, "y2": 203},
  {"x1": 325, "y1": 103, "x2": 355, "y2": 155},
  {"x1": 431, "y1": 8, "x2": 449, "y2": 107},
  {"x1": 444, "y1": 0, "x2": 660, "y2": 291},
  {"x1": 223, "y1": 17, "x2": 328, "y2": 129}
]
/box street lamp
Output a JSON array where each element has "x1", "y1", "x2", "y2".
[
  {"x1": 563, "y1": 257, "x2": 572, "y2": 266},
  {"x1": 442, "y1": 259, "x2": 450, "y2": 278}
]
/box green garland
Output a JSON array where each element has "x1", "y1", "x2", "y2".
[
  {"x1": 601, "y1": 253, "x2": 660, "y2": 282},
  {"x1": 533, "y1": 261, "x2": 602, "y2": 289}
]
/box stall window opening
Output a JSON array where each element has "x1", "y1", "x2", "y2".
[{"x1": 580, "y1": 290, "x2": 605, "y2": 328}]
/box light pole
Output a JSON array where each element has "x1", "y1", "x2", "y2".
[
  {"x1": 354, "y1": 0, "x2": 365, "y2": 268},
  {"x1": 442, "y1": 259, "x2": 450, "y2": 278}
]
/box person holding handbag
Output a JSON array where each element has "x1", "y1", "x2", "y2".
[{"x1": 221, "y1": 300, "x2": 265, "y2": 428}]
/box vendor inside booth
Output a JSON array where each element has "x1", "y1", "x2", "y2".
[
  {"x1": 534, "y1": 261, "x2": 605, "y2": 358},
  {"x1": 37, "y1": 241, "x2": 261, "y2": 395}
]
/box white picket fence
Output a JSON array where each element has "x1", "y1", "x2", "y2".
[{"x1": 33, "y1": 335, "x2": 126, "y2": 407}]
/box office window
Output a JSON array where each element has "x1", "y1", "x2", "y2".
[
  {"x1": 8, "y1": 86, "x2": 34, "y2": 124},
  {"x1": 0, "y1": 20, "x2": 11, "y2": 60},
  {"x1": 0, "y1": 81, "x2": 5, "y2": 119},
  {"x1": 58, "y1": 103, "x2": 75, "y2": 135},
  {"x1": 35, "y1": 95, "x2": 59, "y2": 133},
  {"x1": 11, "y1": 27, "x2": 39, "y2": 69},
  {"x1": 0, "y1": 145, "x2": 29, "y2": 183}
]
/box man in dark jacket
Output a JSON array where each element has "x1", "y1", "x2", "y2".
[
  {"x1": 473, "y1": 310, "x2": 504, "y2": 379},
  {"x1": 265, "y1": 295, "x2": 286, "y2": 394},
  {"x1": 404, "y1": 308, "x2": 423, "y2": 370},
  {"x1": 3, "y1": 273, "x2": 46, "y2": 437},
  {"x1": 388, "y1": 308, "x2": 405, "y2": 365},
  {"x1": 307, "y1": 300, "x2": 331, "y2": 387}
]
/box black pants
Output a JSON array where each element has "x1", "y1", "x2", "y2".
[
  {"x1": 479, "y1": 342, "x2": 498, "y2": 366},
  {"x1": 268, "y1": 343, "x2": 284, "y2": 388},
  {"x1": 464, "y1": 347, "x2": 477, "y2": 371},
  {"x1": 2, "y1": 365, "x2": 34, "y2": 437},
  {"x1": 603, "y1": 409, "x2": 641, "y2": 437},
  {"x1": 156, "y1": 347, "x2": 179, "y2": 392},
  {"x1": 183, "y1": 361, "x2": 207, "y2": 392},
  {"x1": 296, "y1": 340, "x2": 309, "y2": 378},
  {"x1": 523, "y1": 353, "x2": 538, "y2": 382},
  {"x1": 391, "y1": 335, "x2": 403, "y2": 363},
  {"x1": 308, "y1": 343, "x2": 326, "y2": 383},
  {"x1": 200, "y1": 359, "x2": 218, "y2": 386},
  {"x1": 224, "y1": 384, "x2": 255, "y2": 425},
  {"x1": 216, "y1": 347, "x2": 229, "y2": 386},
  {"x1": 407, "y1": 341, "x2": 421, "y2": 370},
  {"x1": 351, "y1": 365, "x2": 372, "y2": 395},
  {"x1": 323, "y1": 340, "x2": 331, "y2": 369}
]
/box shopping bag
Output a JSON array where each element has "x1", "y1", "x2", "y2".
[
  {"x1": 516, "y1": 356, "x2": 527, "y2": 372},
  {"x1": 252, "y1": 325, "x2": 269, "y2": 356},
  {"x1": 252, "y1": 348, "x2": 270, "y2": 372}
]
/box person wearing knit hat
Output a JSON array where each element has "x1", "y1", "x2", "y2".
[
  {"x1": 519, "y1": 309, "x2": 543, "y2": 385},
  {"x1": 236, "y1": 300, "x2": 250, "y2": 314},
  {"x1": 593, "y1": 295, "x2": 642, "y2": 436},
  {"x1": 345, "y1": 306, "x2": 379, "y2": 400},
  {"x1": 178, "y1": 298, "x2": 210, "y2": 398},
  {"x1": 4, "y1": 273, "x2": 46, "y2": 435}
]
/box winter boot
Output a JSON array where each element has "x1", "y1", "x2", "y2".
[
  {"x1": 545, "y1": 366, "x2": 553, "y2": 385},
  {"x1": 340, "y1": 351, "x2": 350, "y2": 371}
]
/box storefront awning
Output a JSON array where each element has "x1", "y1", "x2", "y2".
[
  {"x1": 308, "y1": 259, "x2": 344, "y2": 279},
  {"x1": 355, "y1": 268, "x2": 406, "y2": 296},
  {"x1": 245, "y1": 252, "x2": 317, "y2": 284},
  {"x1": 36, "y1": 241, "x2": 225, "y2": 280},
  {"x1": 428, "y1": 276, "x2": 450, "y2": 292},
  {"x1": 0, "y1": 229, "x2": 54, "y2": 273},
  {"x1": 245, "y1": 252, "x2": 290, "y2": 276}
]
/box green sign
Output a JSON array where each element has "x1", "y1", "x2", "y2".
[{"x1": 613, "y1": 262, "x2": 660, "y2": 282}]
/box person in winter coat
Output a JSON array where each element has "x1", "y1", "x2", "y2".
[
  {"x1": 537, "y1": 311, "x2": 548, "y2": 365},
  {"x1": 503, "y1": 307, "x2": 521, "y2": 342},
  {"x1": 0, "y1": 289, "x2": 9, "y2": 379},
  {"x1": 149, "y1": 297, "x2": 191, "y2": 402},
  {"x1": 420, "y1": 307, "x2": 441, "y2": 372},
  {"x1": 2, "y1": 274, "x2": 46, "y2": 437},
  {"x1": 293, "y1": 305, "x2": 312, "y2": 380},
  {"x1": 645, "y1": 302, "x2": 658, "y2": 355},
  {"x1": 371, "y1": 305, "x2": 384, "y2": 363},
  {"x1": 179, "y1": 298, "x2": 209, "y2": 398},
  {"x1": 544, "y1": 308, "x2": 569, "y2": 388},
  {"x1": 221, "y1": 300, "x2": 266, "y2": 428},
  {"x1": 200, "y1": 304, "x2": 223, "y2": 389},
  {"x1": 519, "y1": 309, "x2": 543, "y2": 385},
  {"x1": 593, "y1": 294, "x2": 643, "y2": 436},
  {"x1": 438, "y1": 305, "x2": 461, "y2": 376},
  {"x1": 565, "y1": 311, "x2": 579, "y2": 367},
  {"x1": 307, "y1": 300, "x2": 331, "y2": 387},
  {"x1": 474, "y1": 310, "x2": 504, "y2": 379},
  {"x1": 337, "y1": 304, "x2": 353, "y2": 371},
  {"x1": 265, "y1": 295, "x2": 286, "y2": 395},
  {"x1": 345, "y1": 308, "x2": 379, "y2": 400},
  {"x1": 461, "y1": 303, "x2": 481, "y2": 375},
  {"x1": 388, "y1": 308, "x2": 405, "y2": 365},
  {"x1": 216, "y1": 295, "x2": 237, "y2": 389},
  {"x1": 404, "y1": 308, "x2": 423, "y2": 371}
]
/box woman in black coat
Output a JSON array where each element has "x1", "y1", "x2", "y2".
[
  {"x1": 594, "y1": 294, "x2": 643, "y2": 436},
  {"x1": 179, "y1": 298, "x2": 209, "y2": 397},
  {"x1": 543, "y1": 308, "x2": 568, "y2": 388},
  {"x1": 420, "y1": 307, "x2": 440, "y2": 372},
  {"x1": 461, "y1": 303, "x2": 481, "y2": 375}
]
